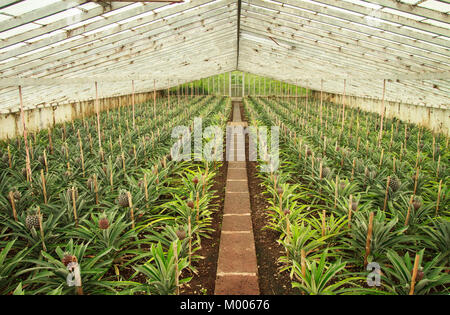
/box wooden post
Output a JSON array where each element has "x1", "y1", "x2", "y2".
[
  {"x1": 188, "y1": 216, "x2": 192, "y2": 265},
  {"x1": 196, "y1": 191, "x2": 200, "y2": 221},
  {"x1": 363, "y1": 212, "x2": 374, "y2": 267},
  {"x1": 436, "y1": 155, "x2": 440, "y2": 178},
  {"x1": 405, "y1": 195, "x2": 414, "y2": 226},
  {"x1": 334, "y1": 175, "x2": 338, "y2": 209},
  {"x1": 72, "y1": 187, "x2": 78, "y2": 227},
  {"x1": 347, "y1": 195, "x2": 353, "y2": 229},
  {"x1": 40, "y1": 169, "x2": 47, "y2": 204},
  {"x1": 300, "y1": 249, "x2": 306, "y2": 279},
  {"x1": 413, "y1": 168, "x2": 420, "y2": 195},
  {"x1": 7, "y1": 144, "x2": 12, "y2": 168},
  {"x1": 409, "y1": 253, "x2": 421, "y2": 295},
  {"x1": 127, "y1": 191, "x2": 135, "y2": 229},
  {"x1": 94, "y1": 82, "x2": 103, "y2": 161},
  {"x1": 77, "y1": 129, "x2": 85, "y2": 177},
  {"x1": 121, "y1": 151, "x2": 126, "y2": 174},
  {"x1": 37, "y1": 206, "x2": 46, "y2": 251},
  {"x1": 9, "y1": 191, "x2": 17, "y2": 222},
  {"x1": 47, "y1": 127, "x2": 53, "y2": 154},
  {"x1": 18, "y1": 86, "x2": 32, "y2": 183},
  {"x1": 174, "y1": 241, "x2": 179, "y2": 295},
  {"x1": 321, "y1": 210, "x2": 326, "y2": 237},
  {"x1": 351, "y1": 158, "x2": 356, "y2": 181},
  {"x1": 94, "y1": 174, "x2": 99, "y2": 205},
  {"x1": 383, "y1": 176, "x2": 390, "y2": 212},
  {"x1": 379, "y1": 148, "x2": 384, "y2": 167},
  {"x1": 432, "y1": 135, "x2": 435, "y2": 161}
]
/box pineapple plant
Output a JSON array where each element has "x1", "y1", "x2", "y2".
[
  {"x1": 176, "y1": 228, "x2": 186, "y2": 240},
  {"x1": 389, "y1": 176, "x2": 400, "y2": 192},
  {"x1": 98, "y1": 217, "x2": 109, "y2": 230},
  {"x1": 25, "y1": 209, "x2": 40, "y2": 230},
  {"x1": 117, "y1": 189, "x2": 129, "y2": 208}
]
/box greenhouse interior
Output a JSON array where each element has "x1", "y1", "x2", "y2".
[{"x1": 0, "y1": 0, "x2": 449, "y2": 297}]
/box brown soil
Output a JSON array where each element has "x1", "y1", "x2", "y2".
[
  {"x1": 179, "y1": 159, "x2": 227, "y2": 295},
  {"x1": 241, "y1": 101, "x2": 298, "y2": 295}
]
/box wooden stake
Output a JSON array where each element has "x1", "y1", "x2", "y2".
[
  {"x1": 77, "y1": 129, "x2": 85, "y2": 177},
  {"x1": 300, "y1": 249, "x2": 306, "y2": 279},
  {"x1": 405, "y1": 195, "x2": 414, "y2": 226},
  {"x1": 47, "y1": 127, "x2": 53, "y2": 154},
  {"x1": 9, "y1": 191, "x2": 17, "y2": 222},
  {"x1": 348, "y1": 195, "x2": 353, "y2": 229},
  {"x1": 7, "y1": 144, "x2": 12, "y2": 168},
  {"x1": 40, "y1": 169, "x2": 47, "y2": 204},
  {"x1": 127, "y1": 191, "x2": 135, "y2": 229},
  {"x1": 413, "y1": 168, "x2": 420, "y2": 195},
  {"x1": 379, "y1": 148, "x2": 384, "y2": 167},
  {"x1": 144, "y1": 173, "x2": 149, "y2": 207},
  {"x1": 334, "y1": 175, "x2": 339, "y2": 209},
  {"x1": 94, "y1": 174, "x2": 99, "y2": 205},
  {"x1": 72, "y1": 187, "x2": 78, "y2": 227},
  {"x1": 196, "y1": 191, "x2": 200, "y2": 221},
  {"x1": 321, "y1": 210, "x2": 326, "y2": 237},
  {"x1": 409, "y1": 253, "x2": 421, "y2": 295},
  {"x1": 351, "y1": 158, "x2": 356, "y2": 181},
  {"x1": 37, "y1": 206, "x2": 47, "y2": 252},
  {"x1": 363, "y1": 212, "x2": 374, "y2": 267},
  {"x1": 383, "y1": 176, "x2": 390, "y2": 212},
  {"x1": 174, "y1": 241, "x2": 179, "y2": 295},
  {"x1": 436, "y1": 155, "x2": 440, "y2": 178},
  {"x1": 188, "y1": 216, "x2": 192, "y2": 265}
]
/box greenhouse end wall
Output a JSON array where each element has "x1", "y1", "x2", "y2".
[{"x1": 312, "y1": 91, "x2": 449, "y2": 136}]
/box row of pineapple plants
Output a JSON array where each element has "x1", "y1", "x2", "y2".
[
  {"x1": 0, "y1": 94, "x2": 231, "y2": 295},
  {"x1": 244, "y1": 95, "x2": 449, "y2": 295}
]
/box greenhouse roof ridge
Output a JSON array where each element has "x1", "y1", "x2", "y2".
[{"x1": 0, "y1": 0, "x2": 448, "y2": 111}]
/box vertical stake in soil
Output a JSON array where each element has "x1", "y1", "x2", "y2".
[
  {"x1": 95, "y1": 82, "x2": 103, "y2": 162},
  {"x1": 348, "y1": 195, "x2": 353, "y2": 229},
  {"x1": 127, "y1": 191, "x2": 135, "y2": 229},
  {"x1": 409, "y1": 253, "x2": 421, "y2": 295},
  {"x1": 383, "y1": 176, "x2": 390, "y2": 212},
  {"x1": 363, "y1": 212, "x2": 374, "y2": 267},
  {"x1": 405, "y1": 195, "x2": 414, "y2": 226},
  {"x1": 9, "y1": 191, "x2": 17, "y2": 222},
  {"x1": 72, "y1": 187, "x2": 78, "y2": 227},
  {"x1": 37, "y1": 206, "x2": 46, "y2": 251},
  {"x1": 188, "y1": 216, "x2": 192, "y2": 265},
  {"x1": 174, "y1": 241, "x2": 179, "y2": 295},
  {"x1": 40, "y1": 169, "x2": 47, "y2": 204}
]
